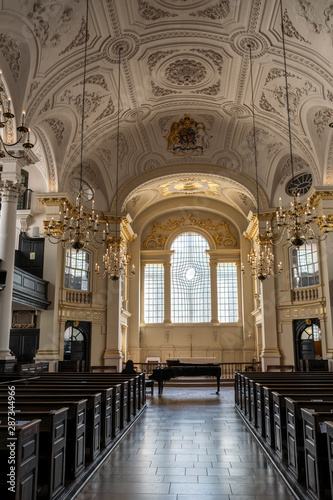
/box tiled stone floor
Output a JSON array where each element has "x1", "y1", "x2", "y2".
[{"x1": 75, "y1": 386, "x2": 296, "y2": 500}]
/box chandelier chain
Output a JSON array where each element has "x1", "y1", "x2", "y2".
[
  {"x1": 279, "y1": 0, "x2": 295, "y2": 183},
  {"x1": 79, "y1": 0, "x2": 89, "y2": 193}
]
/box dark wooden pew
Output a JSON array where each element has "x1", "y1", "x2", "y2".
[
  {"x1": 0, "y1": 419, "x2": 40, "y2": 500},
  {"x1": 6, "y1": 381, "x2": 120, "y2": 443},
  {"x1": 0, "y1": 390, "x2": 101, "y2": 462},
  {"x1": 0, "y1": 399, "x2": 87, "y2": 480},
  {"x1": 38, "y1": 372, "x2": 143, "y2": 424},
  {"x1": 327, "y1": 421, "x2": 333, "y2": 499},
  {"x1": 257, "y1": 382, "x2": 333, "y2": 442},
  {"x1": 246, "y1": 373, "x2": 333, "y2": 419},
  {"x1": 235, "y1": 371, "x2": 333, "y2": 416},
  {"x1": 301, "y1": 409, "x2": 333, "y2": 500},
  {"x1": 284, "y1": 398, "x2": 333, "y2": 482},
  {"x1": 40, "y1": 372, "x2": 145, "y2": 414},
  {"x1": 0, "y1": 409, "x2": 67, "y2": 500},
  {"x1": 262, "y1": 384, "x2": 333, "y2": 445}
]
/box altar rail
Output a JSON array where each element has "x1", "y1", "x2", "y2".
[{"x1": 133, "y1": 362, "x2": 259, "y2": 378}]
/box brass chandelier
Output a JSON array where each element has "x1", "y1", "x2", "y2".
[
  {"x1": 242, "y1": 43, "x2": 282, "y2": 281},
  {"x1": 95, "y1": 47, "x2": 135, "y2": 281},
  {"x1": 45, "y1": 0, "x2": 100, "y2": 251},
  {"x1": 266, "y1": 0, "x2": 329, "y2": 248},
  {"x1": 0, "y1": 70, "x2": 34, "y2": 158}
]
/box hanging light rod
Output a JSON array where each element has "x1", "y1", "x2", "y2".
[
  {"x1": 44, "y1": 0, "x2": 101, "y2": 251},
  {"x1": 266, "y1": 0, "x2": 329, "y2": 248},
  {"x1": 241, "y1": 43, "x2": 282, "y2": 281},
  {"x1": 95, "y1": 46, "x2": 135, "y2": 281}
]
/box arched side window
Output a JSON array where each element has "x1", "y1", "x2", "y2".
[
  {"x1": 144, "y1": 264, "x2": 164, "y2": 323},
  {"x1": 290, "y1": 242, "x2": 319, "y2": 289},
  {"x1": 217, "y1": 263, "x2": 238, "y2": 322},
  {"x1": 64, "y1": 248, "x2": 91, "y2": 291},
  {"x1": 171, "y1": 232, "x2": 211, "y2": 323}
]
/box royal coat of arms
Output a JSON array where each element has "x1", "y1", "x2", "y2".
[{"x1": 164, "y1": 114, "x2": 210, "y2": 156}]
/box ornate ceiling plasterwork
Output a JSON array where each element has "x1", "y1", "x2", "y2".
[
  {"x1": 1, "y1": 0, "x2": 331, "y2": 216},
  {"x1": 142, "y1": 212, "x2": 238, "y2": 250},
  {"x1": 159, "y1": 178, "x2": 219, "y2": 196}
]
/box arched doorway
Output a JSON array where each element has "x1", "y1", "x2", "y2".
[
  {"x1": 294, "y1": 318, "x2": 321, "y2": 371},
  {"x1": 64, "y1": 321, "x2": 91, "y2": 371}
]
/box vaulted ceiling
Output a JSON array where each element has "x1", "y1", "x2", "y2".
[{"x1": 0, "y1": 0, "x2": 332, "y2": 222}]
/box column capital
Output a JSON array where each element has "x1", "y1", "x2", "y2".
[{"x1": 0, "y1": 180, "x2": 25, "y2": 202}]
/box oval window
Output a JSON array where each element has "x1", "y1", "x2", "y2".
[{"x1": 185, "y1": 267, "x2": 196, "y2": 280}]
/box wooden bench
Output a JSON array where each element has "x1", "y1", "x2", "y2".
[
  {"x1": 39, "y1": 372, "x2": 143, "y2": 424},
  {"x1": 0, "y1": 389, "x2": 101, "y2": 463},
  {"x1": 145, "y1": 379, "x2": 154, "y2": 396},
  {"x1": 0, "y1": 399, "x2": 86, "y2": 480},
  {"x1": 327, "y1": 421, "x2": 333, "y2": 498},
  {"x1": 48, "y1": 372, "x2": 146, "y2": 411},
  {"x1": 284, "y1": 398, "x2": 333, "y2": 481},
  {"x1": 0, "y1": 419, "x2": 40, "y2": 500},
  {"x1": 235, "y1": 372, "x2": 333, "y2": 500},
  {"x1": 261, "y1": 383, "x2": 333, "y2": 447},
  {"x1": 255, "y1": 381, "x2": 333, "y2": 442},
  {"x1": 0, "y1": 408, "x2": 68, "y2": 500},
  {"x1": 301, "y1": 409, "x2": 333, "y2": 500}
]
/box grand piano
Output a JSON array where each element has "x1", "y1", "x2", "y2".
[{"x1": 149, "y1": 360, "x2": 222, "y2": 396}]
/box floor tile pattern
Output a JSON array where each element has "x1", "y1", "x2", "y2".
[{"x1": 76, "y1": 386, "x2": 296, "y2": 500}]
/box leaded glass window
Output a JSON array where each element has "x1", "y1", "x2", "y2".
[
  {"x1": 144, "y1": 264, "x2": 164, "y2": 323},
  {"x1": 171, "y1": 232, "x2": 211, "y2": 323},
  {"x1": 290, "y1": 242, "x2": 319, "y2": 289},
  {"x1": 217, "y1": 263, "x2": 238, "y2": 322},
  {"x1": 64, "y1": 248, "x2": 90, "y2": 291}
]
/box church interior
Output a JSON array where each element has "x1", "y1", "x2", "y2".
[
  {"x1": 1, "y1": 0, "x2": 333, "y2": 498},
  {"x1": 1, "y1": 0, "x2": 333, "y2": 375}
]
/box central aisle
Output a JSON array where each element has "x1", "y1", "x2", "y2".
[{"x1": 76, "y1": 386, "x2": 296, "y2": 500}]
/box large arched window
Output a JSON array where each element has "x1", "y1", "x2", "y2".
[{"x1": 171, "y1": 232, "x2": 211, "y2": 323}]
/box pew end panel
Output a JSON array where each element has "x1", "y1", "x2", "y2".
[
  {"x1": 301, "y1": 409, "x2": 333, "y2": 500},
  {"x1": 0, "y1": 419, "x2": 41, "y2": 500}
]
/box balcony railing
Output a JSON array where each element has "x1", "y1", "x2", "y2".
[
  {"x1": 62, "y1": 289, "x2": 92, "y2": 305},
  {"x1": 291, "y1": 286, "x2": 320, "y2": 302}
]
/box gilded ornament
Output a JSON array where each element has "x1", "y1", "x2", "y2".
[{"x1": 164, "y1": 114, "x2": 210, "y2": 156}]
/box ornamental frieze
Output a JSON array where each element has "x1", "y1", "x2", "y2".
[{"x1": 142, "y1": 213, "x2": 237, "y2": 249}]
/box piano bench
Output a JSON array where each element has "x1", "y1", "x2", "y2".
[{"x1": 146, "y1": 379, "x2": 154, "y2": 396}]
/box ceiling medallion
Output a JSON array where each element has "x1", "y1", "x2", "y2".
[
  {"x1": 164, "y1": 114, "x2": 211, "y2": 156},
  {"x1": 159, "y1": 178, "x2": 219, "y2": 196},
  {"x1": 165, "y1": 59, "x2": 206, "y2": 86},
  {"x1": 103, "y1": 35, "x2": 139, "y2": 63},
  {"x1": 221, "y1": 102, "x2": 251, "y2": 118},
  {"x1": 230, "y1": 32, "x2": 268, "y2": 58}
]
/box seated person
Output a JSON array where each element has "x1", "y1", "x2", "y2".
[{"x1": 122, "y1": 359, "x2": 137, "y2": 374}]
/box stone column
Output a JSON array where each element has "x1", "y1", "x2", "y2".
[
  {"x1": 0, "y1": 159, "x2": 25, "y2": 370},
  {"x1": 260, "y1": 277, "x2": 281, "y2": 370},
  {"x1": 319, "y1": 229, "x2": 333, "y2": 357},
  {"x1": 104, "y1": 278, "x2": 123, "y2": 370},
  {"x1": 34, "y1": 237, "x2": 63, "y2": 371}
]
